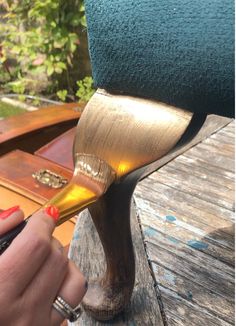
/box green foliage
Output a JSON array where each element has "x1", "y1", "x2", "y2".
[
  {"x1": 76, "y1": 77, "x2": 95, "y2": 102},
  {"x1": 7, "y1": 79, "x2": 25, "y2": 95},
  {"x1": 1, "y1": 0, "x2": 94, "y2": 102},
  {"x1": 57, "y1": 89, "x2": 68, "y2": 101}
]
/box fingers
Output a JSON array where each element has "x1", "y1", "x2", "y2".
[
  {"x1": 0, "y1": 204, "x2": 86, "y2": 325},
  {"x1": 0, "y1": 206, "x2": 24, "y2": 235},
  {"x1": 26, "y1": 205, "x2": 60, "y2": 238},
  {"x1": 0, "y1": 206, "x2": 59, "y2": 295},
  {"x1": 24, "y1": 238, "x2": 69, "y2": 309},
  {"x1": 51, "y1": 261, "x2": 87, "y2": 325}
]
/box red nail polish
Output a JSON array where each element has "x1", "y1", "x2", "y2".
[
  {"x1": 44, "y1": 205, "x2": 60, "y2": 222},
  {"x1": 0, "y1": 206, "x2": 20, "y2": 220}
]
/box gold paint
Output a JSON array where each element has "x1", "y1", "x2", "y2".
[
  {"x1": 74, "y1": 89, "x2": 193, "y2": 178},
  {"x1": 40, "y1": 89, "x2": 193, "y2": 225},
  {"x1": 117, "y1": 162, "x2": 131, "y2": 175}
]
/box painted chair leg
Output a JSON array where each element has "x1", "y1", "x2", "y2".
[
  {"x1": 82, "y1": 174, "x2": 140, "y2": 321},
  {"x1": 76, "y1": 90, "x2": 206, "y2": 321}
]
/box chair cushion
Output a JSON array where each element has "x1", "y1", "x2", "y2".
[{"x1": 85, "y1": 0, "x2": 234, "y2": 117}]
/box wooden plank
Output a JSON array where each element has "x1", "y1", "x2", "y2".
[
  {"x1": 68, "y1": 204, "x2": 164, "y2": 326},
  {"x1": 210, "y1": 133, "x2": 235, "y2": 145},
  {"x1": 148, "y1": 168, "x2": 234, "y2": 211},
  {"x1": 217, "y1": 131, "x2": 235, "y2": 140},
  {"x1": 142, "y1": 217, "x2": 234, "y2": 266},
  {"x1": 135, "y1": 197, "x2": 234, "y2": 266},
  {"x1": 145, "y1": 241, "x2": 234, "y2": 302},
  {"x1": 172, "y1": 155, "x2": 234, "y2": 190},
  {"x1": 159, "y1": 286, "x2": 233, "y2": 326},
  {"x1": 218, "y1": 124, "x2": 234, "y2": 132},
  {"x1": 152, "y1": 264, "x2": 234, "y2": 324},
  {"x1": 203, "y1": 137, "x2": 234, "y2": 153},
  {"x1": 225, "y1": 120, "x2": 234, "y2": 127},
  {"x1": 134, "y1": 121, "x2": 235, "y2": 325},
  {"x1": 0, "y1": 103, "x2": 84, "y2": 155},
  {"x1": 184, "y1": 146, "x2": 235, "y2": 173},
  {"x1": 35, "y1": 127, "x2": 76, "y2": 170},
  {"x1": 161, "y1": 144, "x2": 234, "y2": 189},
  {"x1": 218, "y1": 120, "x2": 234, "y2": 131},
  {"x1": 179, "y1": 154, "x2": 234, "y2": 182},
  {"x1": 157, "y1": 164, "x2": 234, "y2": 204},
  {"x1": 137, "y1": 206, "x2": 234, "y2": 279},
  {"x1": 196, "y1": 142, "x2": 234, "y2": 158},
  {"x1": 142, "y1": 115, "x2": 232, "y2": 178},
  {"x1": 135, "y1": 182, "x2": 234, "y2": 230},
  {"x1": 162, "y1": 160, "x2": 234, "y2": 195},
  {"x1": 0, "y1": 102, "x2": 82, "y2": 143},
  {"x1": 141, "y1": 173, "x2": 234, "y2": 217},
  {"x1": 135, "y1": 194, "x2": 234, "y2": 249}
]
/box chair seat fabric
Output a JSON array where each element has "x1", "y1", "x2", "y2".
[{"x1": 85, "y1": 0, "x2": 234, "y2": 117}]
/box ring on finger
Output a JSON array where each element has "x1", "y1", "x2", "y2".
[{"x1": 53, "y1": 295, "x2": 82, "y2": 322}]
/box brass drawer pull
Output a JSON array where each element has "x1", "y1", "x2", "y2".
[{"x1": 32, "y1": 169, "x2": 68, "y2": 189}]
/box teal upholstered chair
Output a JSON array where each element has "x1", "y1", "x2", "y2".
[
  {"x1": 86, "y1": 0, "x2": 234, "y2": 118},
  {"x1": 79, "y1": 0, "x2": 234, "y2": 320}
]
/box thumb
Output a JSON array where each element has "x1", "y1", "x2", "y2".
[
  {"x1": 0, "y1": 206, "x2": 25, "y2": 236},
  {"x1": 25, "y1": 205, "x2": 60, "y2": 238}
]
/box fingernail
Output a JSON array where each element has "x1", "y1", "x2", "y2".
[
  {"x1": 44, "y1": 205, "x2": 60, "y2": 222},
  {"x1": 0, "y1": 206, "x2": 20, "y2": 220}
]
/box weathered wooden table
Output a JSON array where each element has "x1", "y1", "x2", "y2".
[{"x1": 69, "y1": 119, "x2": 234, "y2": 326}]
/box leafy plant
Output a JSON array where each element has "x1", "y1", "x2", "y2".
[
  {"x1": 1, "y1": 0, "x2": 94, "y2": 101},
  {"x1": 76, "y1": 76, "x2": 95, "y2": 102},
  {"x1": 57, "y1": 89, "x2": 68, "y2": 101}
]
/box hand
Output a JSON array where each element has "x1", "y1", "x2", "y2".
[{"x1": 0, "y1": 206, "x2": 87, "y2": 326}]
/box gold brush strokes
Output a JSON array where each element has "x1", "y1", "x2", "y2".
[{"x1": 44, "y1": 89, "x2": 193, "y2": 226}]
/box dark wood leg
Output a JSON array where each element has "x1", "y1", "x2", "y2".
[
  {"x1": 76, "y1": 91, "x2": 206, "y2": 321},
  {"x1": 82, "y1": 174, "x2": 139, "y2": 321}
]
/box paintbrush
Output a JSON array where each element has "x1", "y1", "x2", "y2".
[{"x1": 0, "y1": 89, "x2": 194, "y2": 254}]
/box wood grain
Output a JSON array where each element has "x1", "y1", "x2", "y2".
[
  {"x1": 35, "y1": 127, "x2": 76, "y2": 170},
  {"x1": 0, "y1": 151, "x2": 76, "y2": 246},
  {"x1": 148, "y1": 166, "x2": 234, "y2": 210},
  {"x1": 134, "y1": 121, "x2": 235, "y2": 326},
  {"x1": 183, "y1": 146, "x2": 234, "y2": 173},
  {"x1": 159, "y1": 286, "x2": 232, "y2": 326},
  {"x1": 0, "y1": 150, "x2": 73, "y2": 204},
  {"x1": 141, "y1": 115, "x2": 232, "y2": 178},
  {"x1": 0, "y1": 103, "x2": 82, "y2": 142},
  {"x1": 135, "y1": 193, "x2": 234, "y2": 250},
  {"x1": 0, "y1": 103, "x2": 83, "y2": 155}
]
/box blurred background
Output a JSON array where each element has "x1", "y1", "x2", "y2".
[{"x1": 0, "y1": 0, "x2": 93, "y2": 113}]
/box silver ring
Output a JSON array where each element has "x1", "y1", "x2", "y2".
[{"x1": 53, "y1": 296, "x2": 82, "y2": 322}]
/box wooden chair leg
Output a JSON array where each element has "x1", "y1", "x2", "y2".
[
  {"x1": 72, "y1": 90, "x2": 206, "y2": 321},
  {"x1": 82, "y1": 173, "x2": 141, "y2": 321}
]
